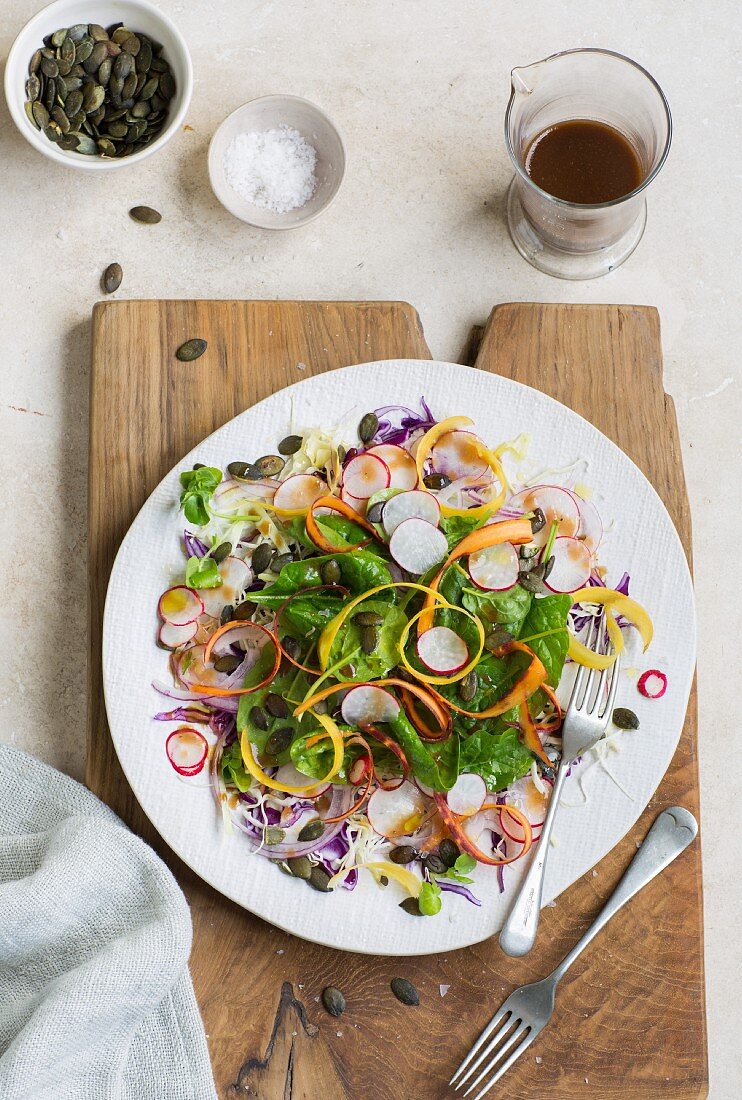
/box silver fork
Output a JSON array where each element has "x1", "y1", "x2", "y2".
[
  {"x1": 499, "y1": 611, "x2": 619, "y2": 958},
  {"x1": 450, "y1": 806, "x2": 698, "y2": 1098}
]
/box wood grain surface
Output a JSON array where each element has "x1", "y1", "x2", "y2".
[{"x1": 87, "y1": 299, "x2": 706, "y2": 1099}]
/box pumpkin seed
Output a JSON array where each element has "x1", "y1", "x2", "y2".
[
  {"x1": 263, "y1": 826, "x2": 285, "y2": 846},
  {"x1": 113, "y1": 50, "x2": 133, "y2": 80},
  {"x1": 122, "y1": 72, "x2": 138, "y2": 102},
  {"x1": 24, "y1": 100, "x2": 36, "y2": 127},
  {"x1": 366, "y1": 500, "x2": 385, "y2": 524},
  {"x1": 265, "y1": 727, "x2": 293, "y2": 756},
  {"x1": 102, "y1": 262, "x2": 122, "y2": 294},
  {"x1": 398, "y1": 897, "x2": 422, "y2": 916},
  {"x1": 233, "y1": 600, "x2": 257, "y2": 620},
  {"x1": 321, "y1": 986, "x2": 346, "y2": 1017},
  {"x1": 208, "y1": 543, "x2": 229, "y2": 565},
  {"x1": 40, "y1": 56, "x2": 59, "y2": 77},
  {"x1": 175, "y1": 339, "x2": 207, "y2": 362},
  {"x1": 44, "y1": 121, "x2": 63, "y2": 142},
  {"x1": 43, "y1": 79, "x2": 56, "y2": 112},
  {"x1": 31, "y1": 101, "x2": 49, "y2": 128},
  {"x1": 542, "y1": 554, "x2": 555, "y2": 582},
  {"x1": 213, "y1": 654, "x2": 242, "y2": 674},
  {"x1": 297, "y1": 819, "x2": 325, "y2": 842},
  {"x1": 281, "y1": 636, "x2": 302, "y2": 661},
  {"x1": 389, "y1": 845, "x2": 418, "y2": 866},
  {"x1": 270, "y1": 552, "x2": 294, "y2": 571},
  {"x1": 438, "y1": 838, "x2": 460, "y2": 868},
  {"x1": 530, "y1": 507, "x2": 546, "y2": 534},
  {"x1": 67, "y1": 24, "x2": 88, "y2": 42},
  {"x1": 89, "y1": 24, "x2": 109, "y2": 42},
  {"x1": 254, "y1": 454, "x2": 285, "y2": 477},
  {"x1": 159, "y1": 70, "x2": 175, "y2": 100},
  {"x1": 358, "y1": 412, "x2": 378, "y2": 442},
  {"x1": 107, "y1": 121, "x2": 128, "y2": 138},
  {"x1": 423, "y1": 853, "x2": 447, "y2": 875},
  {"x1": 71, "y1": 131, "x2": 98, "y2": 155},
  {"x1": 137, "y1": 39, "x2": 153, "y2": 72},
  {"x1": 25, "y1": 74, "x2": 41, "y2": 101},
  {"x1": 423, "y1": 472, "x2": 451, "y2": 490},
  {"x1": 122, "y1": 34, "x2": 141, "y2": 56},
  {"x1": 484, "y1": 627, "x2": 513, "y2": 652},
  {"x1": 320, "y1": 560, "x2": 342, "y2": 585},
  {"x1": 360, "y1": 625, "x2": 379, "y2": 654},
  {"x1": 519, "y1": 568, "x2": 546, "y2": 594},
  {"x1": 219, "y1": 604, "x2": 234, "y2": 626},
  {"x1": 308, "y1": 865, "x2": 331, "y2": 892},
  {"x1": 29, "y1": 49, "x2": 42, "y2": 75},
  {"x1": 271, "y1": 859, "x2": 293, "y2": 876},
  {"x1": 287, "y1": 856, "x2": 312, "y2": 881},
  {"x1": 83, "y1": 83, "x2": 105, "y2": 113},
  {"x1": 278, "y1": 434, "x2": 303, "y2": 456},
  {"x1": 355, "y1": 611, "x2": 383, "y2": 627},
  {"x1": 251, "y1": 543, "x2": 273, "y2": 574},
  {"x1": 265, "y1": 692, "x2": 289, "y2": 719},
  {"x1": 56, "y1": 57, "x2": 73, "y2": 77},
  {"x1": 140, "y1": 74, "x2": 159, "y2": 100},
  {"x1": 111, "y1": 26, "x2": 133, "y2": 45},
  {"x1": 459, "y1": 669, "x2": 478, "y2": 703},
  {"x1": 131, "y1": 99, "x2": 150, "y2": 118},
  {"x1": 51, "y1": 28, "x2": 67, "y2": 47},
  {"x1": 612, "y1": 707, "x2": 640, "y2": 730},
  {"x1": 75, "y1": 38, "x2": 94, "y2": 64},
  {"x1": 390, "y1": 978, "x2": 420, "y2": 1005},
  {"x1": 249, "y1": 706, "x2": 269, "y2": 731},
  {"x1": 129, "y1": 204, "x2": 162, "y2": 223},
  {"x1": 97, "y1": 58, "x2": 112, "y2": 86},
  {"x1": 65, "y1": 88, "x2": 83, "y2": 116}
]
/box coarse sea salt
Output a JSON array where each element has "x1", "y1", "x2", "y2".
[{"x1": 223, "y1": 125, "x2": 317, "y2": 213}]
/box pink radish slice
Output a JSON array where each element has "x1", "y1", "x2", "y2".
[
  {"x1": 166, "y1": 727, "x2": 208, "y2": 776},
  {"x1": 366, "y1": 444, "x2": 418, "y2": 490},
  {"x1": 381, "y1": 489, "x2": 441, "y2": 536},
  {"x1": 158, "y1": 620, "x2": 198, "y2": 650},
  {"x1": 367, "y1": 780, "x2": 427, "y2": 838},
  {"x1": 341, "y1": 685, "x2": 400, "y2": 726},
  {"x1": 468, "y1": 542, "x2": 519, "y2": 591},
  {"x1": 499, "y1": 776, "x2": 550, "y2": 841},
  {"x1": 348, "y1": 756, "x2": 371, "y2": 784},
  {"x1": 509, "y1": 485, "x2": 580, "y2": 548},
  {"x1": 544, "y1": 536, "x2": 592, "y2": 593},
  {"x1": 417, "y1": 626, "x2": 469, "y2": 674},
  {"x1": 201, "y1": 556, "x2": 252, "y2": 617},
  {"x1": 207, "y1": 622, "x2": 271, "y2": 661},
  {"x1": 339, "y1": 483, "x2": 367, "y2": 515},
  {"x1": 430, "y1": 430, "x2": 488, "y2": 479},
  {"x1": 389, "y1": 517, "x2": 448, "y2": 574},
  {"x1": 177, "y1": 644, "x2": 224, "y2": 689},
  {"x1": 446, "y1": 773, "x2": 487, "y2": 817},
  {"x1": 573, "y1": 495, "x2": 603, "y2": 553},
  {"x1": 273, "y1": 764, "x2": 331, "y2": 795},
  {"x1": 273, "y1": 473, "x2": 325, "y2": 511},
  {"x1": 213, "y1": 478, "x2": 278, "y2": 506},
  {"x1": 158, "y1": 586, "x2": 204, "y2": 626},
  {"x1": 414, "y1": 777, "x2": 436, "y2": 798},
  {"x1": 342, "y1": 453, "x2": 391, "y2": 499}
]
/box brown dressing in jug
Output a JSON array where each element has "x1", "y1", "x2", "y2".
[{"x1": 524, "y1": 119, "x2": 644, "y2": 204}]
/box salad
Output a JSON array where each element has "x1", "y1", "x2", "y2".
[{"x1": 154, "y1": 399, "x2": 653, "y2": 917}]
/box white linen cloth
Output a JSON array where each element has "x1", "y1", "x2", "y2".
[{"x1": 0, "y1": 746, "x2": 216, "y2": 1100}]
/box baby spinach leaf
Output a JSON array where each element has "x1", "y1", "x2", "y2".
[
  {"x1": 518, "y1": 593, "x2": 572, "y2": 686},
  {"x1": 463, "y1": 583, "x2": 532, "y2": 637},
  {"x1": 458, "y1": 720, "x2": 533, "y2": 792},
  {"x1": 220, "y1": 741, "x2": 253, "y2": 792},
  {"x1": 250, "y1": 550, "x2": 394, "y2": 608},
  {"x1": 329, "y1": 599, "x2": 407, "y2": 680},
  {"x1": 386, "y1": 710, "x2": 459, "y2": 792},
  {"x1": 439, "y1": 511, "x2": 486, "y2": 551}
]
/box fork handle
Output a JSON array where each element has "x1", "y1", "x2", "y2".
[
  {"x1": 498, "y1": 755, "x2": 571, "y2": 957},
  {"x1": 550, "y1": 806, "x2": 698, "y2": 983}
]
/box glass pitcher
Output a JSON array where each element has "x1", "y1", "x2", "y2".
[{"x1": 505, "y1": 49, "x2": 672, "y2": 280}]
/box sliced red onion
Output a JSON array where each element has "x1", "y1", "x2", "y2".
[
  {"x1": 152, "y1": 679, "x2": 239, "y2": 712},
  {"x1": 230, "y1": 785, "x2": 353, "y2": 859},
  {"x1": 438, "y1": 880, "x2": 482, "y2": 906}
]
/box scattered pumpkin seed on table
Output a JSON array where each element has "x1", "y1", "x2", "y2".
[
  {"x1": 24, "y1": 24, "x2": 176, "y2": 159},
  {"x1": 175, "y1": 339, "x2": 208, "y2": 362},
  {"x1": 130, "y1": 205, "x2": 163, "y2": 224},
  {"x1": 390, "y1": 977, "x2": 420, "y2": 1005},
  {"x1": 321, "y1": 986, "x2": 346, "y2": 1017},
  {"x1": 102, "y1": 262, "x2": 122, "y2": 294}
]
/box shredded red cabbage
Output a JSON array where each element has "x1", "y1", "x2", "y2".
[
  {"x1": 184, "y1": 530, "x2": 208, "y2": 558},
  {"x1": 438, "y1": 880, "x2": 482, "y2": 906},
  {"x1": 154, "y1": 705, "x2": 212, "y2": 723},
  {"x1": 369, "y1": 396, "x2": 437, "y2": 447}
]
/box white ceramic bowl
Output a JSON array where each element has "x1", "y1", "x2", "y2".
[
  {"x1": 208, "y1": 95, "x2": 346, "y2": 229},
  {"x1": 4, "y1": 0, "x2": 192, "y2": 171}
]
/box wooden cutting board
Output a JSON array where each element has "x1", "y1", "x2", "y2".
[{"x1": 87, "y1": 300, "x2": 706, "y2": 1099}]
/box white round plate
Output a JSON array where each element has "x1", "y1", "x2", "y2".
[{"x1": 103, "y1": 360, "x2": 695, "y2": 955}]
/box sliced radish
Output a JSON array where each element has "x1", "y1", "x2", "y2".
[
  {"x1": 431, "y1": 430, "x2": 488, "y2": 479},
  {"x1": 273, "y1": 473, "x2": 325, "y2": 511},
  {"x1": 213, "y1": 478, "x2": 278, "y2": 507},
  {"x1": 158, "y1": 586, "x2": 204, "y2": 626},
  {"x1": 382, "y1": 489, "x2": 441, "y2": 536},
  {"x1": 342, "y1": 453, "x2": 391, "y2": 500},
  {"x1": 366, "y1": 444, "x2": 418, "y2": 490},
  {"x1": 417, "y1": 626, "x2": 469, "y2": 674},
  {"x1": 341, "y1": 685, "x2": 400, "y2": 726},
  {"x1": 446, "y1": 773, "x2": 486, "y2": 817},
  {"x1": 273, "y1": 763, "x2": 330, "y2": 795},
  {"x1": 468, "y1": 542, "x2": 519, "y2": 591},
  {"x1": 574, "y1": 495, "x2": 603, "y2": 554},
  {"x1": 414, "y1": 777, "x2": 436, "y2": 798},
  {"x1": 166, "y1": 727, "x2": 208, "y2": 776},
  {"x1": 367, "y1": 780, "x2": 427, "y2": 838},
  {"x1": 508, "y1": 484, "x2": 580, "y2": 548},
  {"x1": 339, "y1": 483, "x2": 367, "y2": 515},
  {"x1": 158, "y1": 620, "x2": 198, "y2": 650},
  {"x1": 200, "y1": 556, "x2": 252, "y2": 617},
  {"x1": 389, "y1": 517, "x2": 448, "y2": 575},
  {"x1": 638, "y1": 669, "x2": 667, "y2": 699},
  {"x1": 500, "y1": 774, "x2": 551, "y2": 842},
  {"x1": 544, "y1": 536, "x2": 592, "y2": 593},
  {"x1": 348, "y1": 756, "x2": 371, "y2": 785},
  {"x1": 177, "y1": 644, "x2": 224, "y2": 689}
]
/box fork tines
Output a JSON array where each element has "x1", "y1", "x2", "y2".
[{"x1": 450, "y1": 1002, "x2": 536, "y2": 1098}]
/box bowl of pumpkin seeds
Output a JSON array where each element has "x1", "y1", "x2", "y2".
[{"x1": 4, "y1": 0, "x2": 192, "y2": 169}]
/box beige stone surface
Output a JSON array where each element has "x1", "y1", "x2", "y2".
[{"x1": 1, "y1": 0, "x2": 739, "y2": 1095}]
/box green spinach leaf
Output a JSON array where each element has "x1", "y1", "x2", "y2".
[
  {"x1": 386, "y1": 710, "x2": 459, "y2": 791},
  {"x1": 462, "y1": 583, "x2": 532, "y2": 637},
  {"x1": 439, "y1": 511, "x2": 487, "y2": 551},
  {"x1": 517, "y1": 593, "x2": 572, "y2": 686},
  {"x1": 328, "y1": 599, "x2": 407, "y2": 680},
  {"x1": 458, "y1": 720, "x2": 533, "y2": 791}
]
